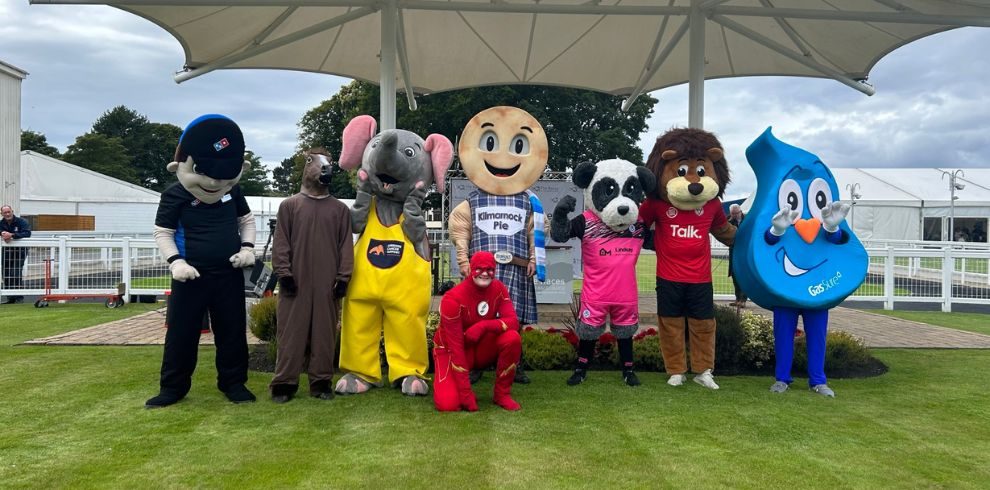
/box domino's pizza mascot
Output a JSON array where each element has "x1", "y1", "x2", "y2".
[
  {"x1": 732, "y1": 128, "x2": 867, "y2": 397},
  {"x1": 334, "y1": 115, "x2": 453, "y2": 396},
  {"x1": 269, "y1": 148, "x2": 354, "y2": 403},
  {"x1": 639, "y1": 128, "x2": 736, "y2": 390},
  {"x1": 145, "y1": 114, "x2": 257, "y2": 408},
  {"x1": 433, "y1": 251, "x2": 522, "y2": 412},
  {"x1": 551, "y1": 159, "x2": 655, "y2": 387},
  {"x1": 448, "y1": 106, "x2": 550, "y2": 385}
]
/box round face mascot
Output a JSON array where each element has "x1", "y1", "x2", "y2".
[
  {"x1": 448, "y1": 106, "x2": 550, "y2": 384},
  {"x1": 334, "y1": 115, "x2": 454, "y2": 397},
  {"x1": 732, "y1": 127, "x2": 867, "y2": 397},
  {"x1": 146, "y1": 114, "x2": 257, "y2": 408},
  {"x1": 551, "y1": 159, "x2": 655, "y2": 387},
  {"x1": 638, "y1": 128, "x2": 736, "y2": 391},
  {"x1": 268, "y1": 147, "x2": 354, "y2": 403}
]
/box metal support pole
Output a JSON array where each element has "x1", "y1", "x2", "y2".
[
  {"x1": 942, "y1": 247, "x2": 953, "y2": 312},
  {"x1": 58, "y1": 237, "x2": 68, "y2": 295},
  {"x1": 380, "y1": 0, "x2": 398, "y2": 130},
  {"x1": 884, "y1": 246, "x2": 894, "y2": 310},
  {"x1": 122, "y1": 237, "x2": 132, "y2": 304},
  {"x1": 688, "y1": 0, "x2": 706, "y2": 128}
]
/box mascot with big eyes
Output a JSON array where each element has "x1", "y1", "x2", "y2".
[
  {"x1": 551, "y1": 159, "x2": 655, "y2": 387},
  {"x1": 448, "y1": 106, "x2": 550, "y2": 384},
  {"x1": 733, "y1": 128, "x2": 867, "y2": 397},
  {"x1": 146, "y1": 114, "x2": 257, "y2": 408},
  {"x1": 334, "y1": 116, "x2": 454, "y2": 396},
  {"x1": 639, "y1": 128, "x2": 736, "y2": 391}
]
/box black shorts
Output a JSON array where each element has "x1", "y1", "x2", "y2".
[{"x1": 656, "y1": 278, "x2": 715, "y2": 319}]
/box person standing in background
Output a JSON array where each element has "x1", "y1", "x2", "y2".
[
  {"x1": 1, "y1": 205, "x2": 32, "y2": 305},
  {"x1": 727, "y1": 204, "x2": 747, "y2": 308}
]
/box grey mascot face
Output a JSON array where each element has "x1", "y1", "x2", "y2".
[
  {"x1": 574, "y1": 159, "x2": 656, "y2": 232},
  {"x1": 360, "y1": 129, "x2": 434, "y2": 202}
]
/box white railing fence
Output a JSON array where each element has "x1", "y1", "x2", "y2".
[{"x1": 1, "y1": 238, "x2": 987, "y2": 311}]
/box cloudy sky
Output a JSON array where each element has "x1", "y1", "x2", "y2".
[{"x1": 2, "y1": 2, "x2": 989, "y2": 200}]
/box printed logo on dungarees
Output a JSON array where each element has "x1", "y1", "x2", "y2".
[{"x1": 367, "y1": 239, "x2": 404, "y2": 269}]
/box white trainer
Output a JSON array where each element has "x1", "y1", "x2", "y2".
[
  {"x1": 667, "y1": 374, "x2": 687, "y2": 387},
  {"x1": 811, "y1": 384, "x2": 835, "y2": 398},
  {"x1": 693, "y1": 369, "x2": 720, "y2": 390}
]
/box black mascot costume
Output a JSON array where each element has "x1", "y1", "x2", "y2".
[{"x1": 146, "y1": 114, "x2": 257, "y2": 408}]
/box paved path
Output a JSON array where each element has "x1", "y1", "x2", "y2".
[
  {"x1": 21, "y1": 296, "x2": 990, "y2": 349},
  {"x1": 22, "y1": 308, "x2": 262, "y2": 346}
]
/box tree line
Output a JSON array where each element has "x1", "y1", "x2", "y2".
[{"x1": 22, "y1": 84, "x2": 657, "y2": 205}]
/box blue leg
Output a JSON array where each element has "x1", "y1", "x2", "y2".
[
  {"x1": 802, "y1": 309, "x2": 830, "y2": 387},
  {"x1": 773, "y1": 307, "x2": 799, "y2": 384}
]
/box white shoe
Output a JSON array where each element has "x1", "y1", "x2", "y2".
[
  {"x1": 667, "y1": 374, "x2": 687, "y2": 386},
  {"x1": 810, "y1": 384, "x2": 835, "y2": 398},
  {"x1": 693, "y1": 369, "x2": 719, "y2": 390}
]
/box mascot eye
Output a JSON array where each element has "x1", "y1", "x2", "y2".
[
  {"x1": 777, "y1": 179, "x2": 804, "y2": 214},
  {"x1": 510, "y1": 135, "x2": 530, "y2": 155},
  {"x1": 479, "y1": 130, "x2": 499, "y2": 152},
  {"x1": 305, "y1": 156, "x2": 313, "y2": 164},
  {"x1": 696, "y1": 165, "x2": 706, "y2": 177},
  {"x1": 403, "y1": 147, "x2": 416, "y2": 157},
  {"x1": 677, "y1": 165, "x2": 688, "y2": 177},
  {"x1": 371, "y1": 138, "x2": 379, "y2": 149},
  {"x1": 807, "y1": 178, "x2": 833, "y2": 221}
]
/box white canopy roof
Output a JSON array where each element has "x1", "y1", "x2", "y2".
[
  {"x1": 832, "y1": 167, "x2": 990, "y2": 207},
  {"x1": 20, "y1": 151, "x2": 161, "y2": 203}
]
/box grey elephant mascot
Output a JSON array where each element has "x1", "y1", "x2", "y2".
[
  {"x1": 146, "y1": 114, "x2": 257, "y2": 408},
  {"x1": 334, "y1": 115, "x2": 454, "y2": 396}
]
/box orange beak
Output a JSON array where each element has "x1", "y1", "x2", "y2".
[{"x1": 794, "y1": 218, "x2": 821, "y2": 244}]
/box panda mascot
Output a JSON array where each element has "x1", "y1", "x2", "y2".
[{"x1": 551, "y1": 159, "x2": 655, "y2": 386}]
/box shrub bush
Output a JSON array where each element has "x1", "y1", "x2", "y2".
[
  {"x1": 608, "y1": 328, "x2": 665, "y2": 371},
  {"x1": 739, "y1": 311, "x2": 775, "y2": 370},
  {"x1": 713, "y1": 305, "x2": 746, "y2": 373},
  {"x1": 791, "y1": 329, "x2": 885, "y2": 378},
  {"x1": 522, "y1": 328, "x2": 576, "y2": 370},
  {"x1": 248, "y1": 296, "x2": 278, "y2": 363}
]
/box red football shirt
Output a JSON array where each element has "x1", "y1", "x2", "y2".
[{"x1": 639, "y1": 198, "x2": 727, "y2": 284}]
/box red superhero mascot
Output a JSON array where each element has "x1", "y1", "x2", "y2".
[{"x1": 433, "y1": 252, "x2": 522, "y2": 411}]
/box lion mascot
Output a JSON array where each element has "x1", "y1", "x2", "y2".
[{"x1": 639, "y1": 128, "x2": 735, "y2": 390}]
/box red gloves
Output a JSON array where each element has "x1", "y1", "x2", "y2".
[{"x1": 464, "y1": 320, "x2": 510, "y2": 345}]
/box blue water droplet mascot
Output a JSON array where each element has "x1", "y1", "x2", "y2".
[{"x1": 732, "y1": 128, "x2": 868, "y2": 397}]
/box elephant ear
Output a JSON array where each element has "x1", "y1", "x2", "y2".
[
  {"x1": 339, "y1": 115, "x2": 377, "y2": 170},
  {"x1": 424, "y1": 134, "x2": 453, "y2": 193}
]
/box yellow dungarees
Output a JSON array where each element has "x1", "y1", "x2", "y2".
[{"x1": 340, "y1": 198, "x2": 431, "y2": 384}]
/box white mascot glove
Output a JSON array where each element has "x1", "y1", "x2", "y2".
[
  {"x1": 229, "y1": 246, "x2": 256, "y2": 268},
  {"x1": 770, "y1": 207, "x2": 800, "y2": 236},
  {"x1": 821, "y1": 202, "x2": 851, "y2": 233},
  {"x1": 169, "y1": 259, "x2": 201, "y2": 282}
]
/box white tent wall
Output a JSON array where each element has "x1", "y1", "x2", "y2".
[
  {"x1": 20, "y1": 151, "x2": 161, "y2": 234},
  {"x1": 847, "y1": 204, "x2": 920, "y2": 242},
  {"x1": 830, "y1": 167, "x2": 990, "y2": 241}
]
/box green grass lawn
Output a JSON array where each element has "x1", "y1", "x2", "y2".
[
  {"x1": 866, "y1": 310, "x2": 990, "y2": 336},
  {"x1": 2, "y1": 305, "x2": 990, "y2": 488}
]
